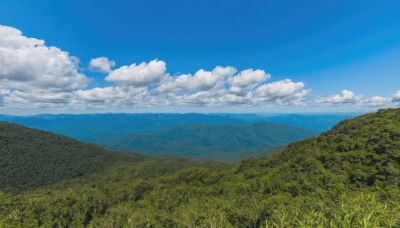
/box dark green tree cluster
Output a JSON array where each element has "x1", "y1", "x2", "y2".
[
  {"x1": 0, "y1": 122, "x2": 146, "y2": 191},
  {"x1": 1, "y1": 109, "x2": 400, "y2": 227}
]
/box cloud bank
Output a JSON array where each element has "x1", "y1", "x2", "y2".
[
  {"x1": 0, "y1": 25, "x2": 88, "y2": 93},
  {"x1": 315, "y1": 90, "x2": 362, "y2": 104},
  {"x1": 0, "y1": 24, "x2": 398, "y2": 113},
  {"x1": 315, "y1": 90, "x2": 399, "y2": 108}
]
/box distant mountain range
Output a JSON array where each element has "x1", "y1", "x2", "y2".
[
  {"x1": 0, "y1": 113, "x2": 355, "y2": 135},
  {"x1": 103, "y1": 123, "x2": 315, "y2": 162},
  {"x1": 0, "y1": 113, "x2": 353, "y2": 162},
  {"x1": 0, "y1": 113, "x2": 249, "y2": 142}
]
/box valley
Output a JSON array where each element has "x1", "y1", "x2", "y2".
[
  {"x1": 0, "y1": 109, "x2": 399, "y2": 227},
  {"x1": 0, "y1": 113, "x2": 350, "y2": 163}
]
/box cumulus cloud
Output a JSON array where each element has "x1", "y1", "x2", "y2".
[
  {"x1": 362, "y1": 96, "x2": 391, "y2": 107},
  {"x1": 74, "y1": 87, "x2": 127, "y2": 103},
  {"x1": 0, "y1": 25, "x2": 88, "y2": 92},
  {"x1": 89, "y1": 57, "x2": 116, "y2": 73},
  {"x1": 3, "y1": 89, "x2": 72, "y2": 109},
  {"x1": 315, "y1": 90, "x2": 362, "y2": 104},
  {"x1": 154, "y1": 79, "x2": 310, "y2": 107},
  {"x1": 0, "y1": 89, "x2": 10, "y2": 106},
  {"x1": 106, "y1": 59, "x2": 166, "y2": 87},
  {"x1": 155, "y1": 66, "x2": 236, "y2": 93},
  {"x1": 312, "y1": 89, "x2": 400, "y2": 108},
  {"x1": 72, "y1": 86, "x2": 157, "y2": 108},
  {"x1": 253, "y1": 79, "x2": 305, "y2": 98},
  {"x1": 392, "y1": 90, "x2": 400, "y2": 102},
  {"x1": 229, "y1": 69, "x2": 269, "y2": 87},
  {"x1": 251, "y1": 79, "x2": 311, "y2": 105},
  {"x1": 228, "y1": 69, "x2": 270, "y2": 96},
  {"x1": 0, "y1": 23, "x2": 312, "y2": 111},
  {"x1": 3, "y1": 24, "x2": 397, "y2": 112}
]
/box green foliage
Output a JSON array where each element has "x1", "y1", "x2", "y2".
[
  {"x1": 0, "y1": 109, "x2": 400, "y2": 227},
  {"x1": 0, "y1": 122, "x2": 147, "y2": 191},
  {"x1": 265, "y1": 193, "x2": 400, "y2": 228}
]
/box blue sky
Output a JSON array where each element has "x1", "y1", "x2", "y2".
[{"x1": 0, "y1": 0, "x2": 399, "y2": 114}]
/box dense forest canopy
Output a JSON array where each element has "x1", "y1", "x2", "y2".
[
  {"x1": 0, "y1": 109, "x2": 399, "y2": 227},
  {"x1": 0, "y1": 122, "x2": 147, "y2": 191}
]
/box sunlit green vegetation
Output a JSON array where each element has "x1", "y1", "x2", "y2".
[{"x1": 1, "y1": 109, "x2": 399, "y2": 227}]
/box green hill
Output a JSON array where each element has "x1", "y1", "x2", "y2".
[
  {"x1": 0, "y1": 109, "x2": 399, "y2": 227},
  {"x1": 250, "y1": 108, "x2": 400, "y2": 193},
  {"x1": 0, "y1": 122, "x2": 146, "y2": 191},
  {"x1": 103, "y1": 122, "x2": 315, "y2": 160}
]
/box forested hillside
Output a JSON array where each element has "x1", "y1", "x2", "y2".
[
  {"x1": 245, "y1": 108, "x2": 400, "y2": 194},
  {"x1": 103, "y1": 122, "x2": 315, "y2": 161},
  {"x1": 0, "y1": 122, "x2": 146, "y2": 191},
  {"x1": 0, "y1": 109, "x2": 399, "y2": 227}
]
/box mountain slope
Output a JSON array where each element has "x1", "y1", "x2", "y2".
[
  {"x1": 0, "y1": 122, "x2": 146, "y2": 191},
  {"x1": 103, "y1": 122, "x2": 316, "y2": 158},
  {"x1": 1, "y1": 109, "x2": 399, "y2": 227},
  {"x1": 240, "y1": 108, "x2": 400, "y2": 194}
]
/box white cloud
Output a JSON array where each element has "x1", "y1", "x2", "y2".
[
  {"x1": 362, "y1": 96, "x2": 391, "y2": 107},
  {"x1": 392, "y1": 90, "x2": 400, "y2": 102},
  {"x1": 3, "y1": 89, "x2": 72, "y2": 108},
  {"x1": 71, "y1": 86, "x2": 160, "y2": 109},
  {"x1": 0, "y1": 25, "x2": 312, "y2": 110},
  {"x1": 89, "y1": 57, "x2": 115, "y2": 73},
  {"x1": 312, "y1": 89, "x2": 400, "y2": 108},
  {"x1": 228, "y1": 69, "x2": 270, "y2": 96},
  {"x1": 106, "y1": 59, "x2": 166, "y2": 87},
  {"x1": 229, "y1": 69, "x2": 269, "y2": 87},
  {"x1": 0, "y1": 89, "x2": 10, "y2": 96},
  {"x1": 0, "y1": 89, "x2": 10, "y2": 106},
  {"x1": 74, "y1": 87, "x2": 127, "y2": 103},
  {"x1": 315, "y1": 90, "x2": 362, "y2": 104},
  {"x1": 2, "y1": 24, "x2": 396, "y2": 112},
  {"x1": 252, "y1": 79, "x2": 310, "y2": 103},
  {"x1": 155, "y1": 66, "x2": 236, "y2": 93},
  {"x1": 156, "y1": 79, "x2": 310, "y2": 107},
  {"x1": 0, "y1": 24, "x2": 88, "y2": 92}
]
